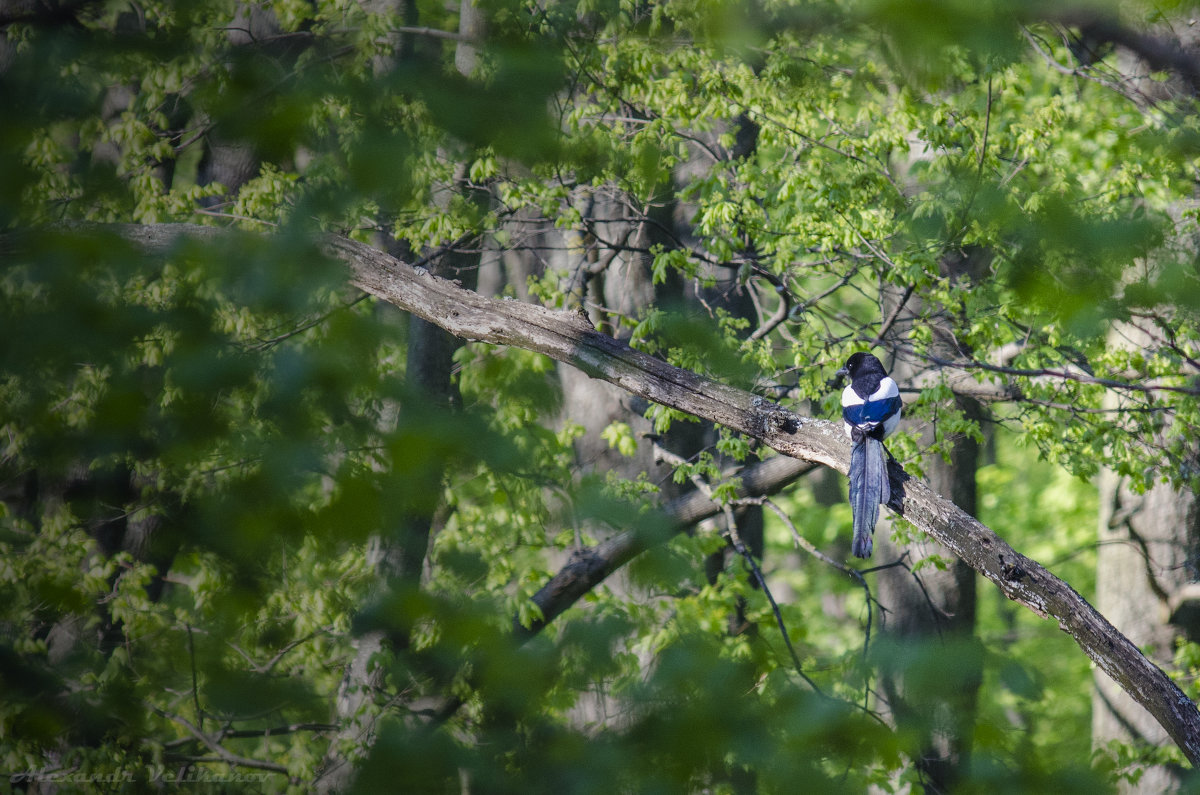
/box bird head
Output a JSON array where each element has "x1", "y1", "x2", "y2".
[{"x1": 836, "y1": 352, "x2": 885, "y2": 380}]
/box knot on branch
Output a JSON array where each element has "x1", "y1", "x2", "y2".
[
  {"x1": 750, "y1": 396, "x2": 801, "y2": 436},
  {"x1": 999, "y1": 554, "x2": 1028, "y2": 582}
]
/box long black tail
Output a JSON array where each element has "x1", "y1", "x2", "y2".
[{"x1": 849, "y1": 436, "x2": 890, "y2": 558}]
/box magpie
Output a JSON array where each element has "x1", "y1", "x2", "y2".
[{"x1": 836, "y1": 352, "x2": 902, "y2": 558}]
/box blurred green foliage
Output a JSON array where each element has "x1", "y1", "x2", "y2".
[{"x1": 1, "y1": 0, "x2": 1197, "y2": 791}]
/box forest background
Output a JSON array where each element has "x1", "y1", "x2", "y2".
[{"x1": 3, "y1": 0, "x2": 1200, "y2": 792}]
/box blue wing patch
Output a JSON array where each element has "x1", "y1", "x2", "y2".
[{"x1": 843, "y1": 395, "x2": 901, "y2": 428}]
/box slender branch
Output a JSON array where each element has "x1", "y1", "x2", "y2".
[
  {"x1": 747, "y1": 280, "x2": 792, "y2": 342},
  {"x1": 156, "y1": 709, "x2": 292, "y2": 776},
  {"x1": 227, "y1": 628, "x2": 333, "y2": 674},
  {"x1": 222, "y1": 722, "x2": 338, "y2": 739},
  {"x1": 187, "y1": 624, "x2": 203, "y2": 732},
  {"x1": 923, "y1": 351, "x2": 1200, "y2": 397},
  {"x1": 391, "y1": 25, "x2": 468, "y2": 42},
  {"x1": 164, "y1": 722, "x2": 338, "y2": 749},
  {"x1": 868, "y1": 283, "x2": 914, "y2": 350},
  {"x1": 1049, "y1": 10, "x2": 1200, "y2": 92},
  {"x1": 250, "y1": 296, "x2": 369, "y2": 351},
  {"x1": 727, "y1": 523, "x2": 825, "y2": 694},
  {"x1": 195, "y1": 208, "x2": 278, "y2": 227}
]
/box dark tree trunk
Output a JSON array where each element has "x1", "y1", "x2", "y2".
[
  {"x1": 872, "y1": 268, "x2": 984, "y2": 792},
  {"x1": 873, "y1": 396, "x2": 982, "y2": 793}
]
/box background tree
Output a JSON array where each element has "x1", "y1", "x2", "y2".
[{"x1": 3, "y1": 0, "x2": 1200, "y2": 792}]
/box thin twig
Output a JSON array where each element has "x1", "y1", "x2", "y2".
[
  {"x1": 743, "y1": 496, "x2": 877, "y2": 665},
  {"x1": 747, "y1": 275, "x2": 793, "y2": 342},
  {"x1": 654, "y1": 442, "x2": 826, "y2": 693},
  {"x1": 924, "y1": 352, "x2": 1200, "y2": 397},
  {"x1": 865, "y1": 552, "x2": 953, "y2": 640},
  {"x1": 724, "y1": 518, "x2": 827, "y2": 695},
  {"x1": 187, "y1": 624, "x2": 203, "y2": 731},
  {"x1": 867, "y1": 283, "x2": 915, "y2": 350},
  {"x1": 250, "y1": 295, "x2": 369, "y2": 351},
  {"x1": 195, "y1": 208, "x2": 279, "y2": 227},
  {"x1": 163, "y1": 722, "x2": 338, "y2": 749}
]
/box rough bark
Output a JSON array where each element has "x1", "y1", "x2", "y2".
[{"x1": 42, "y1": 221, "x2": 1200, "y2": 768}]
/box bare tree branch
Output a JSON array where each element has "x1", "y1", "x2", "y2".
[
  {"x1": 516, "y1": 453, "x2": 817, "y2": 642},
  {"x1": 41, "y1": 222, "x2": 1200, "y2": 768}
]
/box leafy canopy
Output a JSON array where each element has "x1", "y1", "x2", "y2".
[{"x1": 2, "y1": 0, "x2": 1197, "y2": 791}]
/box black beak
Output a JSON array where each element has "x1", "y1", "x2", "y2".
[{"x1": 835, "y1": 366, "x2": 848, "y2": 379}]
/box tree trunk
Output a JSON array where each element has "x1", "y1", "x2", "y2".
[
  {"x1": 867, "y1": 259, "x2": 985, "y2": 791},
  {"x1": 1093, "y1": 320, "x2": 1200, "y2": 791},
  {"x1": 316, "y1": 4, "x2": 470, "y2": 790},
  {"x1": 873, "y1": 396, "x2": 982, "y2": 793}
]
